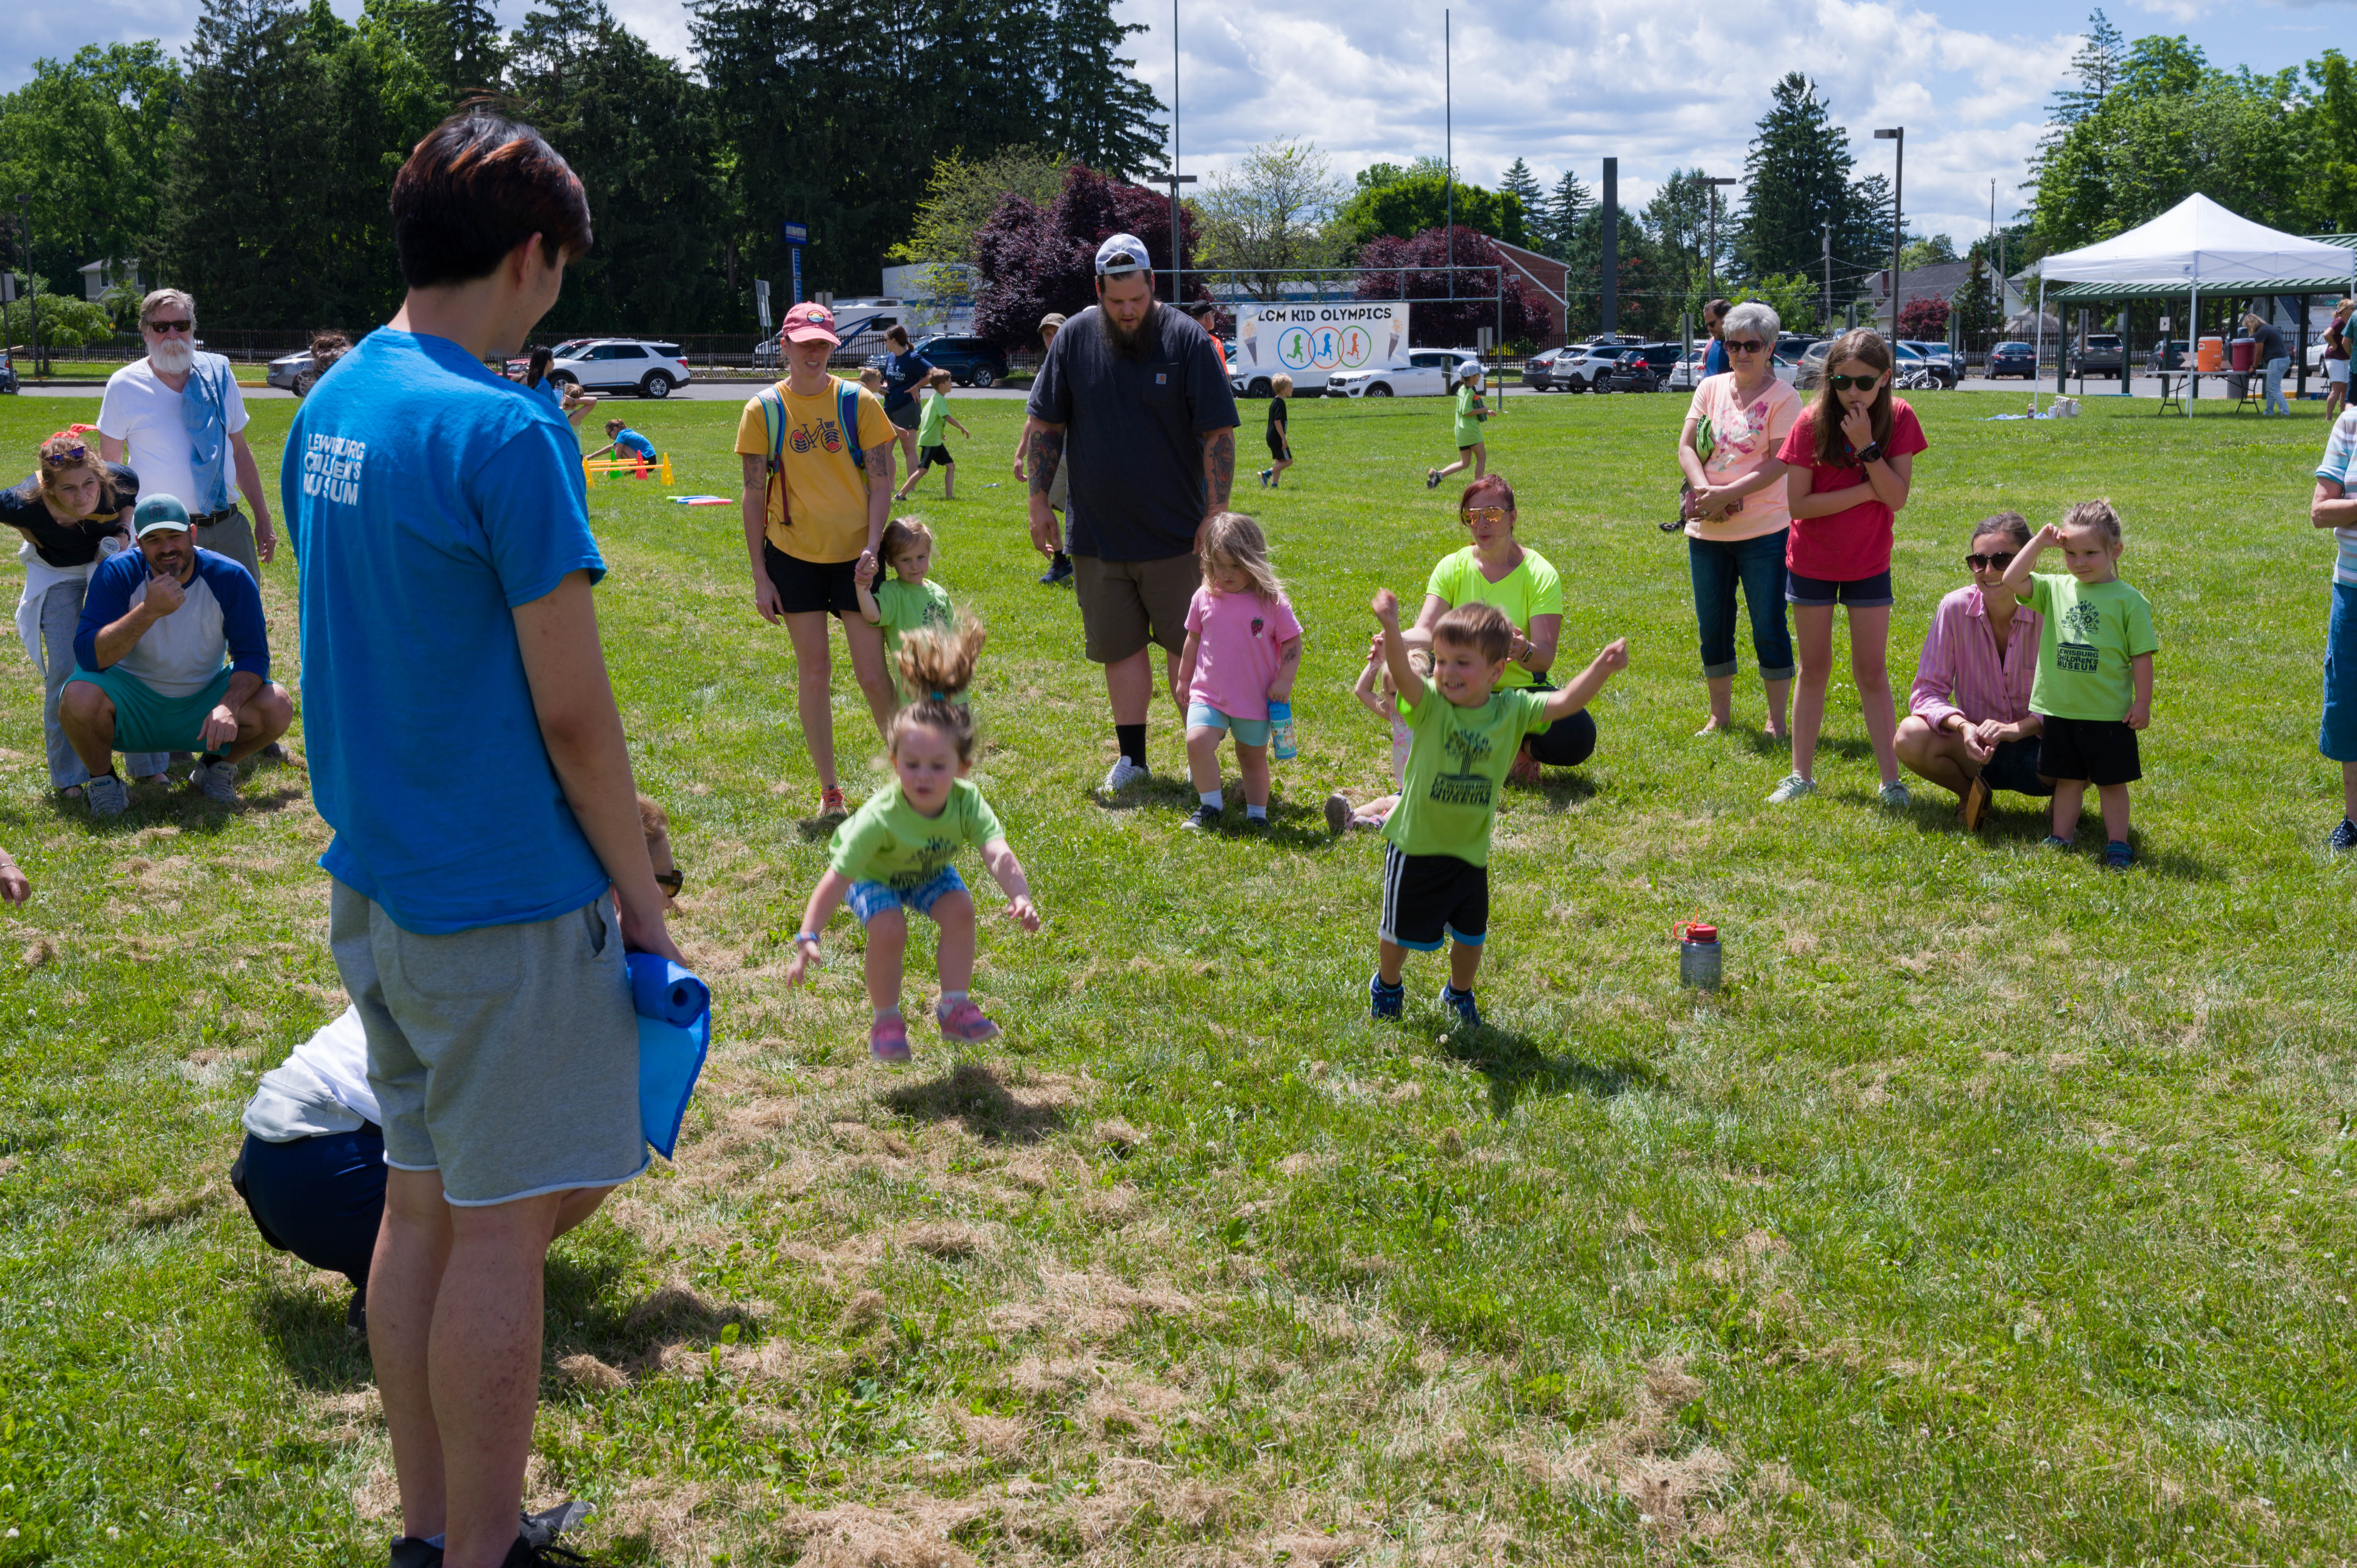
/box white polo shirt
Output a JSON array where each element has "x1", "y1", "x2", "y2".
[{"x1": 96, "y1": 358, "x2": 250, "y2": 514}]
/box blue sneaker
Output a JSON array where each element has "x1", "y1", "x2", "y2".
[
  {"x1": 1369, "y1": 974, "x2": 1405, "y2": 1021},
  {"x1": 1437, "y1": 985, "x2": 1482, "y2": 1029}
]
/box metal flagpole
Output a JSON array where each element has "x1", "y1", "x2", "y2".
[{"x1": 1444, "y1": 10, "x2": 1453, "y2": 304}]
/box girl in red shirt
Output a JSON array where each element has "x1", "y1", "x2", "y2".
[{"x1": 1767, "y1": 329, "x2": 1928, "y2": 807}]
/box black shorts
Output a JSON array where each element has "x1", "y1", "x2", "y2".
[
  {"x1": 887, "y1": 399, "x2": 921, "y2": 431},
  {"x1": 1786, "y1": 569, "x2": 1894, "y2": 608},
  {"x1": 2035, "y1": 713, "x2": 2142, "y2": 786},
  {"x1": 764, "y1": 542, "x2": 861, "y2": 617},
  {"x1": 1979, "y1": 735, "x2": 2054, "y2": 796},
  {"x1": 1378, "y1": 844, "x2": 1488, "y2": 952},
  {"x1": 1266, "y1": 433, "x2": 1290, "y2": 461},
  {"x1": 917, "y1": 443, "x2": 953, "y2": 470}
]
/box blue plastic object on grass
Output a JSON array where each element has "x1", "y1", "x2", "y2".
[{"x1": 628, "y1": 953, "x2": 710, "y2": 1158}]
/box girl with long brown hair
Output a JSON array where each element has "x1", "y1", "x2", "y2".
[{"x1": 1767, "y1": 329, "x2": 1929, "y2": 807}]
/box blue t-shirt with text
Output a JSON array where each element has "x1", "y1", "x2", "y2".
[{"x1": 283, "y1": 330, "x2": 610, "y2": 934}]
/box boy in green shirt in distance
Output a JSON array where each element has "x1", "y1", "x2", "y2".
[
  {"x1": 893, "y1": 369, "x2": 970, "y2": 501},
  {"x1": 784, "y1": 619, "x2": 1040, "y2": 1062},
  {"x1": 1425, "y1": 365, "x2": 1490, "y2": 490},
  {"x1": 1999, "y1": 498, "x2": 2157, "y2": 869},
  {"x1": 1368, "y1": 589, "x2": 1627, "y2": 1027}
]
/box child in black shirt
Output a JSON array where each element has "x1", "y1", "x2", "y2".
[{"x1": 1259, "y1": 374, "x2": 1294, "y2": 489}]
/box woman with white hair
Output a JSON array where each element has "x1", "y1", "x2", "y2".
[{"x1": 1674, "y1": 298, "x2": 1800, "y2": 738}]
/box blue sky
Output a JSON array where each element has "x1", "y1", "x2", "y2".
[{"x1": 6, "y1": 0, "x2": 2345, "y2": 251}]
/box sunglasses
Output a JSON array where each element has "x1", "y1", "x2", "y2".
[
  {"x1": 39, "y1": 435, "x2": 90, "y2": 465},
  {"x1": 144, "y1": 319, "x2": 193, "y2": 335},
  {"x1": 653, "y1": 867, "x2": 685, "y2": 896},
  {"x1": 1725, "y1": 339, "x2": 1767, "y2": 354},
  {"x1": 1463, "y1": 505, "x2": 1509, "y2": 526},
  {"x1": 1964, "y1": 552, "x2": 2016, "y2": 571},
  {"x1": 1826, "y1": 374, "x2": 1882, "y2": 392}
]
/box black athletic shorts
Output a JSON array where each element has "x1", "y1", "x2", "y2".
[
  {"x1": 2035, "y1": 713, "x2": 2141, "y2": 786},
  {"x1": 1979, "y1": 735, "x2": 2054, "y2": 796},
  {"x1": 764, "y1": 541, "x2": 861, "y2": 617},
  {"x1": 1266, "y1": 433, "x2": 1291, "y2": 461},
  {"x1": 1378, "y1": 843, "x2": 1488, "y2": 952},
  {"x1": 917, "y1": 443, "x2": 954, "y2": 470}
]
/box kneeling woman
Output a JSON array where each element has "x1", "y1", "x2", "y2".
[
  {"x1": 1895, "y1": 512, "x2": 2049, "y2": 828},
  {"x1": 1406, "y1": 475, "x2": 1596, "y2": 780}
]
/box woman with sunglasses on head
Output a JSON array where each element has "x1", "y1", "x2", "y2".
[
  {"x1": 0, "y1": 429, "x2": 169, "y2": 802},
  {"x1": 1676, "y1": 300, "x2": 1798, "y2": 740},
  {"x1": 1766, "y1": 328, "x2": 1928, "y2": 807},
  {"x1": 1893, "y1": 512, "x2": 2048, "y2": 829},
  {"x1": 1401, "y1": 474, "x2": 1596, "y2": 781}
]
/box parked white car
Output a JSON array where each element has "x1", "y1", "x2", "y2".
[
  {"x1": 542, "y1": 338, "x2": 692, "y2": 399},
  {"x1": 1324, "y1": 348, "x2": 1484, "y2": 398}
]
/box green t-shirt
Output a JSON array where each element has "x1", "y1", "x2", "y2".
[
  {"x1": 1453, "y1": 385, "x2": 1485, "y2": 446},
  {"x1": 2024, "y1": 572, "x2": 2158, "y2": 721},
  {"x1": 827, "y1": 777, "x2": 1004, "y2": 890},
  {"x1": 873, "y1": 577, "x2": 961, "y2": 701},
  {"x1": 917, "y1": 390, "x2": 950, "y2": 446},
  {"x1": 1380, "y1": 684, "x2": 1551, "y2": 867},
  {"x1": 1423, "y1": 545, "x2": 1563, "y2": 690}
]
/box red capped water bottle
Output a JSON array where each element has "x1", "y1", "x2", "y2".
[
  {"x1": 1267, "y1": 700, "x2": 1298, "y2": 761},
  {"x1": 1675, "y1": 920, "x2": 1722, "y2": 991}
]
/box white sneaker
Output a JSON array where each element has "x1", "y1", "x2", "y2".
[
  {"x1": 1101, "y1": 756, "x2": 1150, "y2": 793},
  {"x1": 1877, "y1": 780, "x2": 1911, "y2": 811},
  {"x1": 1765, "y1": 773, "x2": 1815, "y2": 804},
  {"x1": 191, "y1": 758, "x2": 240, "y2": 805},
  {"x1": 85, "y1": 774, "x2": 129, "y2": 818}
]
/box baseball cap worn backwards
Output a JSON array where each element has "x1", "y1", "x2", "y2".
[
  {"x1": 134, "y1": 495, "x2": 192, "y2": 538},
  {"x1": 1094, "y1": 233, "x2": 1150, "y2": 277},
  {"x1": 781, "y1": 302, "x2": 841, "y2": 346}
]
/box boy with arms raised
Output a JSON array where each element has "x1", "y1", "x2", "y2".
[
  {"x1": 2000, "y1": 499, "x2": 2157, "y2": 869},
  {"x1": 1368, "y1": 589, "x2": 1626, "y2": 1026}
]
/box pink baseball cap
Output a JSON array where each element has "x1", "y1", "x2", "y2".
[{"x1": 781, "y1": 302, "x2": 839, "y2": 346}]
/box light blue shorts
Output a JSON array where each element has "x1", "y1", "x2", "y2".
[
  {"x1": 1186, "y1": 701, "x2": 1272, "y2": 748},
  {"x1": 846, "y1": 865, "x2": 966, "y2": 923}
]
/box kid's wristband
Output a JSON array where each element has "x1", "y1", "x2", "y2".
[{"x1": 793, "y1": 932, "x2": 820, "y2": 948}]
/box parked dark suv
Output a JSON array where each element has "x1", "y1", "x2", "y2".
[
  {"x1": 910, "y1": 334, "x2": 1010, "y2": 388},
  {"x1": 2068, "y1": 333, "x2": 2125, "y2": 376},
  {"x1": 1986, "y1": 341, "x2": 2037, "y2": 379}
]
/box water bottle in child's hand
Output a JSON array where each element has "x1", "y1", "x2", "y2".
[{"x1": 1267, "y1": 701, "x2": 1298, "y2": 761}]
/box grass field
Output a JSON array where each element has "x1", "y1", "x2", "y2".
[{"x1": 2, "y1": 381, "x2": 2355, "y2": 1567}]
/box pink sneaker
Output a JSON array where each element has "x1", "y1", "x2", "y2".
[
  {"x1": 869, "y1": 1012, "x2": 912, "y2": 1064},
  {"x1": 1509, "y1": 748, "x2": 1544, "y2": 787},
  {"x1": 935, "y1": 999, "x2": 1002, "y2": 1042}
]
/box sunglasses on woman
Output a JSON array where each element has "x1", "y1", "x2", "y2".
[
  {"x1": 1964, "y1": 552, "x2": 2016, "y2": 571},
  {"x1": 654, "y1": 867, "x2": 685, "y2": 896},
  {"x1": 1724, "y1": 339, "x2": 1767, "y2": 354},
  {"x1": 1463, "y1": 505, "x2": 1509, "y2": 526},
  {"x1": 39, "y1": 440, "x2": 89, "y2": 466},
  {"x1": 1825, "y1": 373, "x2": 1881, "y2": 392}
]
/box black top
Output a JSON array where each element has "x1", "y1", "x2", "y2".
[
  {"x1": 883, "y1": 349, "x2": 934, "y2": 412},
  {"x1": 2254, "y1": 323, "x2": 2286, "y2": 364},
  {"x1": 1267, "y1": 397, "x2": 1288, "y2": 434},
  {"x1": 0, "y1": 463, "x2": 139, "y2": 567},
  {"x1": 1025, "y1": 303, "x2": 1241, "y2": 562}
]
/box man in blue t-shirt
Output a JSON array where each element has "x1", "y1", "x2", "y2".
[
  {"x1": 284, "y1": 110, "x2": 681, "y2": 1568},
  {"x1": 59, "y1": 493, "x2": 290, "y2": 817}
]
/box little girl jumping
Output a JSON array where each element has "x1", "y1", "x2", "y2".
[
  {"x1": 856, "y1": 517, "x2": 958, "y2": 703},
  {"x1": 784, "y1": 620, "x2": 1041, "y2": 1062},
  {"x1": 1176, "y1": 512, "x2": 1303, "y2": 831}
]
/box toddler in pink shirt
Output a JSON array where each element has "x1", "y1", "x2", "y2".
[{"x1": 1175, "y1": 512, "x2": 1303, "y2": 830}]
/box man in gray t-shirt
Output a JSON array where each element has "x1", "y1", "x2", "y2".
[
  {"x1": 1026, "y1": 233, "x2": 1239, "y2": 792},
  {"x1": 2247, "y1": 310, "x2": 2290, "y2": 416}
]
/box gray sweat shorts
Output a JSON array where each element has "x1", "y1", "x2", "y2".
[{"x1": 330, "y1": 878, "x2": 647, "y2": 1207}]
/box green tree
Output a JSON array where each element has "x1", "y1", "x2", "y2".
[
  {"x1": 1194, "y1": 137, "x2": 1347, "y2": 300},
  {"x1": 1333, "y1": 162, "x2": 1527, "y2": 249},
  {"x1": 2050, "y1": 11, "x2": 2126, "y2": 125},
  {"x1": 511, "y1": 0, "x2": 734, "y2": 331},
  {"x1": 1498, "y1": 157, "x2": 1543, "y2": 217},
  {"x1": 364, "y1": 0, "x2": 509, "y2": 107},
  {"x1": 1899, "y1": 233, "x2": 1958, "y2": 270},
  {"x1": 2297, "y1": 50, "x2": 2357, "y2": 233},
  {"x1": 889, "y1": 145, "x2": 1071, "y2": 264},
  {"x1": 0, "y1": 277, "x2": 119, "y2": 369},
  {"x1": 0, "y1": 44, "x2": 184, "y2": 293},
  {"x1": 161, "y1": 0, "x2": 340, "y2": 325},
  {"x1": 1536, "y1": 169, "x2": 1590, "y2": 260},
  {"x1": 1643, "y1": 168, "x2": 1734, "y2": 322},
  {"x1": 1736, "y1": 72, "x2": 1853, "y2": 284}
]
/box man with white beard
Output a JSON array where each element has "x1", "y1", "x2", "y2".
[{"x1": 98, "y1": 289, "x2": 277, "y2": 584}]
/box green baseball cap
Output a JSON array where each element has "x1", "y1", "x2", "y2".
[{"x1": 133, "y1": 494, "x2": 192, "y2": 538}]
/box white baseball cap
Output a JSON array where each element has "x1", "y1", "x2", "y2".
[{"x1": 1094, "y1": 233, "x2": 1151, "y2": 277}]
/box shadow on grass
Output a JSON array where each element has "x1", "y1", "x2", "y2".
[
  {"x1": 1089, "y1": 775, "x2": 1194, "y2": 815},
  {"x1": 879, "y1": 1059, "x2": 1065, "y2": 1143},
  {"x1": 1895, "y1": 795, "x2": 2225, "y2": 879},
  {"x1": 251, "y1": 1283, "x2": 373, "y2": 1391},
  {"x1": 1438, "y1": 1021, "x2": 1660, "y2": 1117},
  {"x1": 1517, "y1": 770, "x2": 1599, "y2": 809}
]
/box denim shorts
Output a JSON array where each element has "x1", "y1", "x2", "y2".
[
  {"x1": 1186, "y1": 701, "x2": 1273, "y2": 747},
  {"x1": 1786, "y1": 568, "x2": 1894, "y2": 609},
  {"x1": 846, "y1": 864, "x2": 966, "y2": 922},
  {"x1": 2324, "y1": 580, "x2": 2357, "y2": 763}
]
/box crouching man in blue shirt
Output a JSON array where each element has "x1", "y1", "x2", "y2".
[{"x1": 60, "y1": 492, "x2": 290, "y2": 816}]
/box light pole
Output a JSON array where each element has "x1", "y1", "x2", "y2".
[
  {"x1": 1874, "y1": 127, "x2": 1903, "y2": 341},
  {"x1": 1444, "y1": 9, "x2": 1452, "y2": 303},
  {"x1": 1144, "y1": 171, "x2": 1197, "y2": 298},
  {"x1": 1168, "y1": 0, "x2": 1181, "y2": 300},
  {"x1": 14, "y1": 194, "x2": 37, "y2": 381},
  {"x1": 1702, "y1": 176, "x2": 1736, "y2": 299}
]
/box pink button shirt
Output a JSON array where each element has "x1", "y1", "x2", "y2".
[{"x1": 1909, "y1": 585, "x2": 2041, "y2": 731}]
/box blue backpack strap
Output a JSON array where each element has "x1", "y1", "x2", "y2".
[{"x1": 838, "y1": 378, "x2": 865, "y2": 472}]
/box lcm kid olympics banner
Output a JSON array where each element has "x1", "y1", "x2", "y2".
[{"x1": 1233, "y1": 302, "x2": 1411, "y2": 375}]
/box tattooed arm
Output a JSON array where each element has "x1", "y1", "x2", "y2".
[
  {"x1": 1200, "y1": 425, "x2": 1237, "y2": 543},
  {"x1": 1025, "y1": 422, "x2": 1066, "y2": 558}
]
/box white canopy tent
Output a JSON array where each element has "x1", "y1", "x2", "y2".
[{"x1": 2028, "y1": 194, "x2": 2355, "y2": 407}]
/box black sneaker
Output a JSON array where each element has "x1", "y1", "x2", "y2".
[
  {"x1": 346, "y1": 1284, "x2": 367, "y2": 1334},
  {"x1": 1039, "y1": 555, "x2": 1074, "y2": 586},
  {"x1": 1369, "y1": 973, "x2": 1405, "y2": 1021},
  {"x1": 2333, "y1": 818, "x2": 2357, "y2": 852},
  {"x1": 1180, "y1": 803, "x2": 1221, "y2": 832},
  {"x1": 1241, "y1": 812, "x2": 1269, "y2": 833},
  {"x1": 390, "y1": 1539, "x2": 441, "y2": 1568},
  {"x1": 499, "y1": 1538, "x2": 601, "y2": 1567},
  {"x1": 1437, "y1": 984, "x2": 1482, "y2": 1029}
]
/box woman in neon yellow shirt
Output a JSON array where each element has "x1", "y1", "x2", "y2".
[{"x1": 1403, "y1": 473, "x2": 1596, "y2": 780}]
